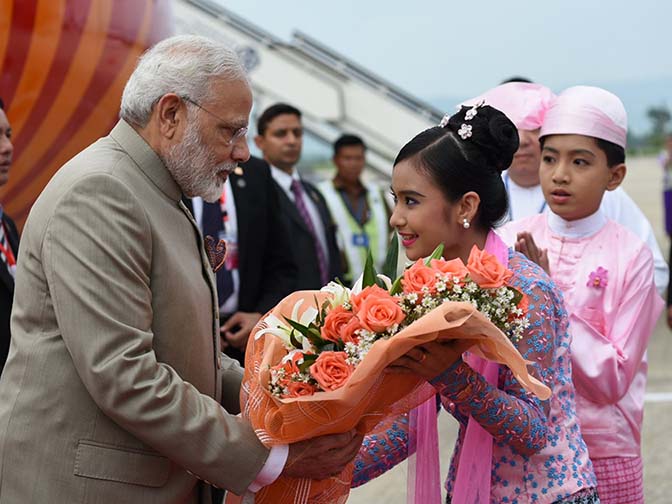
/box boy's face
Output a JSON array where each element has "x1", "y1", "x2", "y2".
[{"x1": 539, "y1": 134, "x2": 625, "y2": 221}]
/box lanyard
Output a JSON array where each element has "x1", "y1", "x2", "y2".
[
  {"x1": 0, "y1": 232, "x2": 16, "y2": 268},
  {"x1": 504, "y1": 173, "x2": 546, "y2": 221},
  {"x1": 218, "y1": 186, "x2": 229, "y2": 227}
]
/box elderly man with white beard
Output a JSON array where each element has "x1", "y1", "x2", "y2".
[{"x1": 0, "y1": 35, "x2": 363, "y2": 504}]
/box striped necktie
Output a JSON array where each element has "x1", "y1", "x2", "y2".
[{"x1": 290, "y1": 180, "x2": 329, "y2": 285}]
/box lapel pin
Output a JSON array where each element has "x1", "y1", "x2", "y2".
[{"x1": 234, "y1": 166, "x2": 244, "y2": 176}]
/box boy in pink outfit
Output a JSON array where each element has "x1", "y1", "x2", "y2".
[{"x1": 502, "y1": 86, "x2": 664, "y2": 503}]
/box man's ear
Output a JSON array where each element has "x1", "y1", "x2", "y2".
[
  {"x1": 155, "y1": 93, "x2": 183, "y2": 140},
  {"x1": 606, "y1": 163, "x2": 626, "y2": 191},
  {"x1": 254, "y1": 134, "x2": 265, "y2": 151}
]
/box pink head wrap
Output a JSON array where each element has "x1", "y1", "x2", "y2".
[
  {"x1": 540, "y1": 85, "x2": 628, "y2": 148},
  {"x1": 462, "y1": 82, "x2": 555, "y2": 130}
]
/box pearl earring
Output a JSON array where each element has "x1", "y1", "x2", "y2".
[{"x1": 462, "y1": 218, "x2": 470, "y2": 229}]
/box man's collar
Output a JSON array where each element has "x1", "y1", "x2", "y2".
[
  {"x1": 270, "y1": 164, "x2": 300, "y2": 191},
  {"x1": 109, "y1": 120, "x2": 182, "y2": 202},
  {"x1": 332, "y1": 176, "x2": 366, "y2": 194},
  {"x1": 547, "y1": 209, "x2": 607, "y2": 239}
]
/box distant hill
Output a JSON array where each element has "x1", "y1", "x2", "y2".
[{"x1": 429, "y1": 76, "x2": 672, "y2": 137}]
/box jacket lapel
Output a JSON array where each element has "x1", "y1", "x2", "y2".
[
  {"x1": 0, "y1": 261, "x2": 13, "y2": 293},
  {"x1": 230, "y1": 171, "x2": 248, "y2": 269},
  {"x1": 274, "y1": 180, "x2": 311, "y2": 234}
]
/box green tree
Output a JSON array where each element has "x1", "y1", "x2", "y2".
[{"x1": 647, "y1": 105, "x2": 671, "y2": 148}]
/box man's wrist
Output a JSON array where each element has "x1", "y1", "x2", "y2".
[{"x1": 247, "y1": 444, "x2": 289, "y2": 493}]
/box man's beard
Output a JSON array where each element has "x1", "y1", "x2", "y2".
[{"x1": 163, "y1": 120, "x2": 237, "y2": 202}]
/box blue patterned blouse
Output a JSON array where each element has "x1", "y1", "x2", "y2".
[{"x1": 352, "y1": 251, "x2": 598, "y2": 503}]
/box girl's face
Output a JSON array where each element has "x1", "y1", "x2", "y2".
[{"x1": 389, "y1": 160, "x2": 462, "y2": 261}]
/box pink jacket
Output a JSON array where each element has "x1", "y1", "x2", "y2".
[{"x1": 501, "y1": 211, "x2": 663, "y2": 458}]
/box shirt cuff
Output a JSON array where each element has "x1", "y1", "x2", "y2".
[{"x1": 247, "y1": 444, "x2": 289, "y2": 493}]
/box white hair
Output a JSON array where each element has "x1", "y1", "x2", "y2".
[{"x1": 120, "y1": 35, "x2": 248, "y2": 127}]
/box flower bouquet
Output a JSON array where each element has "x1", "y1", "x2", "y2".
[{"x1": 234, "y1": 237, "x2": 550, "y2": 503}]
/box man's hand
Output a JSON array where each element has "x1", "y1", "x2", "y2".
[
  {"x1": 515, "y1": 231, "x2": 550, "y2": 275},
  {"x1": 220, "y1": 311, "x2": 261, "y2": 350},
  {"x1": 387, "y1": 340, "x2": 473, "y2": 381},
  {"x1": 282, "y1": 430, "x2": 364, "y2": 480}
]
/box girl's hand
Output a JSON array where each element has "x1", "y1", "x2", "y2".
[{"x1": 388, "y1": 340, "x2": 474, "y2": 381}]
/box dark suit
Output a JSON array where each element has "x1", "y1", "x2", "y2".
[
  {"x1": 0, "y1": 212, "x2": 18, "y2": 374},
  {"x1": 243, "y1": 157, "x2": 343, "y2": 290}
]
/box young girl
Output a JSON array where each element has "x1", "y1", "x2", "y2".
[
  {"x1": 352, "y1": 105, "x2": 598, "y2": 503},
  {"x1": 503, "y1": 86, "x2": 663, "y2": 503}
]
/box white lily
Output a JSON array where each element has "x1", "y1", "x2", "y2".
[
  {"x1": 255, "y1": 299, "x2": 319, "y2": 352},
  {"x1": 321, "y1": 281, "x2": 351, "y2": 307}
]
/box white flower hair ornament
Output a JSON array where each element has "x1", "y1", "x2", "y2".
[
  {"x1": 465, "y1": 99, "x2": 485, "y2": 121},
  {"x1": 457, "y1": 124, "x2": 473, "y2": 139},
  {"x1": 439, "y1": 113, "x2": 451, "y2": 128}
]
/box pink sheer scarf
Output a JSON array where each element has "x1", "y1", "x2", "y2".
[{"x1": 407, "y1": 231, "x2": 508, "y2": 504}]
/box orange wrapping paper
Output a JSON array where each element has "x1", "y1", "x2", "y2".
[{"x1": 232, "y1": 290, "x2": 550, "y2": 503}]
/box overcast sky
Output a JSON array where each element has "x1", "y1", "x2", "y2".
[{"x1": 216, "y1": 0, "x2": 672, "y2": 133}]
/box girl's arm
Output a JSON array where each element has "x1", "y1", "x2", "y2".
[
  {"x1": 351, "y1": 413, "x2": 410, "y2": 487},
  {"x1": 431, "y1": 276, "x2": 561, "y2": 456}
]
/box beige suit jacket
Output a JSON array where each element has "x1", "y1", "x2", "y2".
[{"x1": 0, "y1": 120, "x2": 269, "y2": 503}]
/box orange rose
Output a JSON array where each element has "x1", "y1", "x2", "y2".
[
  {"x1": 309, "y1": 351, "x2": 353, "y2": 391},
  {"x1": 286, "y1": 381, "x2": 318, "y2": 398},
  {"x1": 402, "y1": 259, "x2": 438, "y2": 294},
  {"x1": 340, "y1": 317, "x2": 363, "y2": 344},
  {"x1": 322, "y1": 305, "x2": 356, "y2": 343},
  {"x1": 356, "y1": 289, "x2": 406, "y2": 333},
  {"x1": 466, "y1": 245, "x2": 513, "y2": 289},
  {"x1": 430, "y1": 258, "x2": 469, "y2": 282},
  {"x1": 350, "y1": 285, "x2": 390, "y2": 312}
]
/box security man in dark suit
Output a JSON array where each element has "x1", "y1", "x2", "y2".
[{"x1": 250, "y1": 103, "x2": 343, "y2": 291}]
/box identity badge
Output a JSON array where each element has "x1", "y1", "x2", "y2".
[{"x1": 352, "y1": 233, "x2": 369, "y2": 248}]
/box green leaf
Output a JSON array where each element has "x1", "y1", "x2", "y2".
[
  {"x1": 362, "y1": 249, "x2": 378, "y2": 288},
  {"x1": 283, "y1": 318, "x2": 326, "y2": 348},
  {"x1": 321, "y1": 343, "x2": 335, "y2": 352},
  {"x1": 424, "y1": 243, "x2": 445, "y2": 265},
  {"x1": 313, "y1": 295, "x2": 325, "y2": 325},
  {"x1": 320, "y1": 300, "x2": 331, "y2": 325},
  {"x1": 381, "y1": 233, "x2": 400, "y2": 281},
  {"x1": 298, "y1": 354, "x2": 318, "y2": 373},
  {"x1": 289, "y1": 330, "x2": 303, "y2": 350},
  {"x1": 509, "y1": 287, "x2": 524, "y2": 306},
  {"x1": 390, "y1": 276, "x2": 404, "y2": 295},
  {"x1": 284, "y1": 317, "x2": 312, "y2": 339}
]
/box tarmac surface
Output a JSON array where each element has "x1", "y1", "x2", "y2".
[{"x1": 349, "y1": 155, "x2": 672, "y2": 503}]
